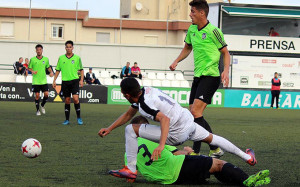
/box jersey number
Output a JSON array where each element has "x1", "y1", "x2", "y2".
[
  {"x1": 138, "y1": 144, "x2": 153, "y2": 166},
  {"x1": 158, "y1": 95, "x2": 174, "y2": 106}
]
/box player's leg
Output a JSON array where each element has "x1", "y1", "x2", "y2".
[
  {"x1": 62, "y1": 81, "x2": 71, "y2": 125},
  {"x1": 126, "y1": 123, "x2": 162, "y2": 171},
  {"x1": 40, "y1": 85, "x2": 49, "y2": 114},
  {"x1": 109, "y1": 123, "x2": 142, "y2": 179},
  {"x1": 271, "y1": 91, "x2": 275, "y2": 108},
  {"x1": 33, "y1": 86, "x2": 41, "y2": 116},
  {"x1": 71, "y1": 79, "x2": 83, "y2": 125},
  {"x1": 190, "y1": 76, "x2": 220, "y2": 155},
  {"x1": 211, "y1": 159, "x2": 270, "y2": 186},
  {"x1": 190, "y1": 126, "x2": 256, "y2": 165},
  {"x1": 276, "y1": 91, "x2": 280, "y2": 108}
]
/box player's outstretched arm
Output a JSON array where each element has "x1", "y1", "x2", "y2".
[
  {"x1": 220, "y1": 46, "x2": 230, "y2": 87},
  {"x1": 98, "y1": 106, "x2": 138, "y2": 137},
  {"x1": 169, "y1": 43, "x2": 192, "y2": 71},
  {"x1": 173, "y1": 146, "x2": 194, "y2": 155},
  {"x1": 151, "y1": 112, "x2": 170, "y2": 161}
]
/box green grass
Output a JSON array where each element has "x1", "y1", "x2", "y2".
[{"x1": 0, "y1": 101, "x2": 299, "y2": 186}]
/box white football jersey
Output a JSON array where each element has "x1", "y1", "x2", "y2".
[{"x1": 131, "y1": 87, "x2": 183, "y2": 127}]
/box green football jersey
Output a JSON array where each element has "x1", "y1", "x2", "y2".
[
  {"x1": 185, "y1": 22, "x2": 227, "y2": 77},
  {"x1": 124, "y1": 138, "x2": 185, "y2": 184},
  {"x1": 55, "y1": 54, "x2": 83, "y2": 81},
  {"x1": 28, "y1": 56, "x2": 50, "y2": 85}
]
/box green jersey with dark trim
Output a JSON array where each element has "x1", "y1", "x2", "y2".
[
  {"x1": 29, "y1": 56, "x2": 50, "y2": 85},
  {"x1": 56, "y1": 54, "x2": 83, "y2": 81},
  {"x1": 124, "y1": 138, "x2": 185, "y2": 184},
  {"x1": 185, "y1": 22, "x2": 227, "y2": 77}
]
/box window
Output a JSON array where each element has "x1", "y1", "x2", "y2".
[
  {"x1": 0, "y1": 22, "x2": 14, "y2": 37},
  {"x1": 51, "y1": 24, "x2": 64, "y2": 39},
  {"x1": 96, "y1": 32, "x2": 110, "y2": 43}
]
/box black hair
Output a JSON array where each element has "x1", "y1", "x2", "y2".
[
  {"x1": 270, "y1": 27, "x2": 274, "y2": 30},
  {"x1": 65, "y1": 40, "x2": 74, "y2": 46},
  {"x1": 189, "y1": 0, "x2": 209, "y2": 17},
  {"x1": 130, "y1": 115, "x2": 149, "y2": 124},
  {"x1": 35, "y1": 44, "x2": 43, "y2": 49},
  {"x1": 134, "y1": 62, "x2": 137, "y2": 64},
  {"x1": 120, "y1": 78, "x2": 141, "y2": 97}
]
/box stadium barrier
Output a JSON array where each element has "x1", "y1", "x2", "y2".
[
  {"x1": 0, "y1": 83, "x2": 107, "y2": 104},
  {"x1": 1, "y1": 83, "x2": 299, "y2": 109}
]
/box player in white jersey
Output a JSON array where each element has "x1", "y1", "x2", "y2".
[{"x1": 98, "y1": 78, "x2": 256, "y2": 180}]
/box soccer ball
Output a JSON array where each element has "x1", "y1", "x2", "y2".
[{"x1": 21, "y1": 138, "x2": 42, "y2": 158}]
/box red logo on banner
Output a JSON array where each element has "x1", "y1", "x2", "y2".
[{"x1": 262, "y1": 59, "x2": 276, "y2": 64}]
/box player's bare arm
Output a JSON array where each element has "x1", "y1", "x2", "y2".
[
  {"x1": 98, "y1": 106, "x2": 138, "y2": 137},
  {"x1": 47, "y1": 67, "x2": 54, "y2": 77},
  {"x1": 173, "y1": 146, "x2": 194, "y2": 155},
  {"x1": 169, "y1": 43, "x2": 192, "y2": 71},
  {"x1": 220, "y1": 46, "x2": 230, "y2": 87},
  {"x1": 151, "y1": 112, "x2": 170, "y2": 161},
  {"x1": 52, "y1": 71, "x2": 60, "y2": 88},
  {"x1": 79, "y1": 69, "x2": 84, "y2": 87},
  {"x1": 28, "y1": 68, "x2": 37, "y2": 74}
]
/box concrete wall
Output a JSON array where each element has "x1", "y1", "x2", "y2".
[{"x1": 0, "y1": 40, "x2": 194, "y2": 71}]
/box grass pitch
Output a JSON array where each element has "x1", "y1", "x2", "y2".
[{"x1": 0, "y1": 101, "x2": 299, "y2": 186}]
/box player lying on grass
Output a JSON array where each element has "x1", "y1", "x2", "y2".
[
  {"x1": 109, "y1": 116, "x2": 270, "y2": 186},
  {"x1": 99, "y1": 78, "x2": 256, "y2": 181}
]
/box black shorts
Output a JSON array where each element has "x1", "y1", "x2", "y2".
[
  {"x1": 175, "y1": 155, "x2": 212, "y2": 185},
  {"x1": 189, "y1": 76, "x2": 220, "y2": 105},
  {"x1": 32, "y1": 84, "x2": 49, "y2": 93},
  {"x1": 61, "y1": 79, "x2": 80, "y2": 98}
]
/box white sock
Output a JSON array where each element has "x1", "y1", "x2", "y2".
[
  {"x1": 125, "y1": 124, "x2": 137, "y2": 173},
  {"x1": 210, "y1": 134, "x2": 251, "y2": 161}
]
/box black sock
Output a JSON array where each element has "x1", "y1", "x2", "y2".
[
  {"x1": 74, "y1": 103, "x2": 81, "y2": 118},
  {"x1": 41, "y1": 96, "x2": 48, "y2": 107},
  {"x1": 35, "y1": 99, "x2": 40, "y2": 111},
  {"x1": 65, "y1": 104, "x2": 70, "y2": 121},
  {"x1": 203, "y1": 118, "x2": 218, "y2": 150},
  {"x1": 214, "y1": 163, "x2": 249, "y2": 186},
  {"x1": 192, "y1": 116, "x2": 205, "y2": 153}
]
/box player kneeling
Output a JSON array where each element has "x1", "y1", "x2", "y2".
[{"x1": 109, "y1": 116, "x2": 271, "y2": 187}]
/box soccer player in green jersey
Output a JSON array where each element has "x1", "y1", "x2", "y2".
[
  {"x1": 28, "y1": 44, "x2": 53, "y2": 116},
  {"x1": 52, "y1": 40, "x2": 84, "y2": 125},
  {"x1": 109, "y1": 116, "x2": 271, "y2": 187},
  {"x1": 169, "y1": 0, "x2": 230, "y2": 157}
]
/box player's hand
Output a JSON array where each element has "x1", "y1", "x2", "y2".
[
  {"x1": 52, "y1": 81, "x2": 56, "y2": 89},
  {"x1": 183, "y1": 146, "x2": 194, "y2": 155},
  {"x1": 98, "y1": 128, "x2": 111, "y2": 137},
  {"x1": 151, "y1": 145, "x2": 164, "y2": 161},
  {"x1": 169, "y1": 61, "x2": 178, "y2": 71},
  {"x1": 32, "y1": 71, "x2": 38, "y2": 74},
  {"x1": 49, "y1": 72, "x2": 54, "y2": 77},
  {"x1": 79, "y1": 80, "x2": 83, "y2": 88},
  {"x1": 221, "y1": 70, "x2": 229, "y2": 87}
]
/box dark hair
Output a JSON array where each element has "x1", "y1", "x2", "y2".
[
  {"x1": 189, "y1": 0, "x2": 209, "y2": 17},
  {"x1": 270, "y1": 27, "x2": 274, "y2": 30},
  {"x1": 120, "y1": 78, "x2": 140, "y2": 97},
  {"x1": 274, "y1": 72, "x2": 278, "y2": 74},
  {"x1": 130, "y1": 115, "x2": 149, "y2": 124},
  {"x1": 35, "y1": 44, "x2": 43, "y2": 49},
  {"x1": 65, "y1": 40, "x2": 74, "y2": 46},
  {"x1": 134, "y1": 62, "x2": 137, "y2": 64}
]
